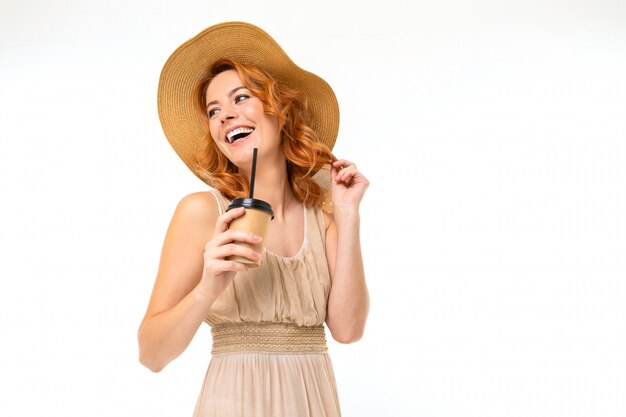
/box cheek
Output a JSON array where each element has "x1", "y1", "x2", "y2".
[
  {"x1": 208, "y1": 122, "x2": 222, "y2": 145},
  {"x1": 265, "y1": 115, "x2": 280, "y2": 136},
  {"x1": 242, "y1": 105, "x2": 261, "y2": 120}
]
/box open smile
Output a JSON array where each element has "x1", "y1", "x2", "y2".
[{"x1": 225, "y1": 126, "x2": 255, "y2": 144}]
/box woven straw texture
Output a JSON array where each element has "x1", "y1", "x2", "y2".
[{"x1": 211, "y1": 322, "x2": 328, "y2": 355}]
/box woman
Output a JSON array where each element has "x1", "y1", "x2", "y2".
[{"x1": 138, "y1": 22, "x2": 370, "y2": 417}]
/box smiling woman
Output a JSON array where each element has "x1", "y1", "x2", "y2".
[
  {"x1": 195, "y1": 58, "x2": 336, "y2": 205},
  {"x1": 138, "y1": 21, "x2": 370, "y2": 417}
]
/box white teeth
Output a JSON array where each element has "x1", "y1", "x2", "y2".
[{"x1": 226, "y1": 127, "x2": 254, "y2": 143}]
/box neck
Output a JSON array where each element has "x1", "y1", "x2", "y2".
[{"x1": 239, "y1": 158, "x2": 297, "y2": 221}]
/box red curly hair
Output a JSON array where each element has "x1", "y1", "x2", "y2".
[{"x1": 193, "y1": 58, "x2": 336, "y2": 208}]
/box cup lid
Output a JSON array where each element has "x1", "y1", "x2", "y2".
[{"x1": 227, "y1": 198, "x2": 274, "y2": 220}]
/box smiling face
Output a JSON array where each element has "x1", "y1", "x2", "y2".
[{"x1": 204, "y1": 70, "x2": 281, "y2": 170}]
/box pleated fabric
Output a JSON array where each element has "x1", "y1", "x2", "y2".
[{"x1": 192, "y1": 189, "x2": 341, "y2": 417}]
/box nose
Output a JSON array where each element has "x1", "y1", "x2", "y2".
[{"x1": 219, "y1": 104, "x2": 237, "y2": 124}]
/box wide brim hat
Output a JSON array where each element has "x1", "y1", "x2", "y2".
[{"x1": 157, "y1": 21, "x2": 339, "y2": 185}]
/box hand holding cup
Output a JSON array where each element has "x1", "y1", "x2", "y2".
[{"x1": 197, "y1": 207, "x2": 263, "y2": 300}]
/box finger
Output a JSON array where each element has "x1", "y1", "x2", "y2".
[
  {"x1": 332, "y1": 160, "x2": 356, "y2": 175},
  {"x1": 333, "y1": 161, "x2": 357, "y2": 179},
  {"x1": 331, "y1": 162, "x2": 346, "y2": 179},
  {"x1": 333, "y1": 159, "x2": 355, "y2": 168},
  {"x1": 335, "y1": 166, "x2": 358, "y2": 182},
  {"x1": 215, "y1": 229, "x2": 262, "y2": 247},
  {"x1": 215, "y1": 206, "x2": 246, "y2": 233},
  {"x1": 212, "y1": 259, "x2": 250, "y2": 274},
  {"x1": 337, "y1": 174, "x2": 355, "y2": 187},
  {"x1": 225, "y1": 260, "x2": 252, "y2": 273},
  {"x1": 215, "y1": 243, "x2": 262, "y2": 262}
]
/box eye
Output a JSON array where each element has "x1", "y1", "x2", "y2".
[
  {"x1": 207, "y1": 107, "x2": 219, "y2": 118},
  {"x1": 235, "y1": 94, "x2": 249, "y2": 103},
  {"x1": 207, "y1": 93, "x2": 251, "y2": 118}
]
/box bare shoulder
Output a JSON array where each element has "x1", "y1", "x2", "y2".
[
  {"x1": 140, "y1": 191, "x2": 219, "y2": 319},
  {"x1": 173, "y1": 191, "x2": 219, "y2": 227}
]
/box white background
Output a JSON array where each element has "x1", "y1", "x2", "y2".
[{"x1": 1, "y1": 1, "x2": 625, "y2": 416}]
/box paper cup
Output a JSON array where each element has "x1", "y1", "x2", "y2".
[{"x1": 226, "y1": 198, "x2": 274, "y2": 268}]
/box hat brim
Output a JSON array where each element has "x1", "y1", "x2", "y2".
[{"x1": 157, "y1": 21, "x2": 339, "y2": 185}]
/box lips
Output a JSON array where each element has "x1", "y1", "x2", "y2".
[{"x1": 225, "y1": 126, "x2": 255, "y2": 144}]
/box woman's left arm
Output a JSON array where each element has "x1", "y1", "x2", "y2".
[{"x1": 324, "y1": 159, "x2": 370, "y2": 344}]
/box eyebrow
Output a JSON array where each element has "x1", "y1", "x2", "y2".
[{"x1": 206, "y1": 86, "x2": 247, "y2": 108}]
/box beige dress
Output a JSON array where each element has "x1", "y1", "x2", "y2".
[{"x1": 192, "y1": 189, "x2": 342, "y2": 417}]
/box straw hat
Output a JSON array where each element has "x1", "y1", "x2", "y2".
[{"x1": 157, "y1": 21, "x2": 340, "y2": 185}]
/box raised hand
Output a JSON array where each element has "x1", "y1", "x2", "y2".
[{"x1": 330, "y1": 159, "x2": 370, "y2": 210}]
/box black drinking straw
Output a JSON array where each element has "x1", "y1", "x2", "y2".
[{"x1": 249, "y1": 148, "x2": 258, "y2": 198}]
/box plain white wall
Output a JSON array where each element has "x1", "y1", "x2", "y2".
[{"x1": 1, "y1": 1, "x2": 625, "y2": 416}]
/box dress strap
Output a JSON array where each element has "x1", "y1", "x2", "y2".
[
  {"x1": 207, "y1": 188, "x2": 228, "y2": 216},
  {"x1": 307, "y1": 205, "x2": 327, "y2": 255}
]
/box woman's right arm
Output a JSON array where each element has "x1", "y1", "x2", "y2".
[{"x1": 137, "y1": 192, "x2": 262, "y2": 373}]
